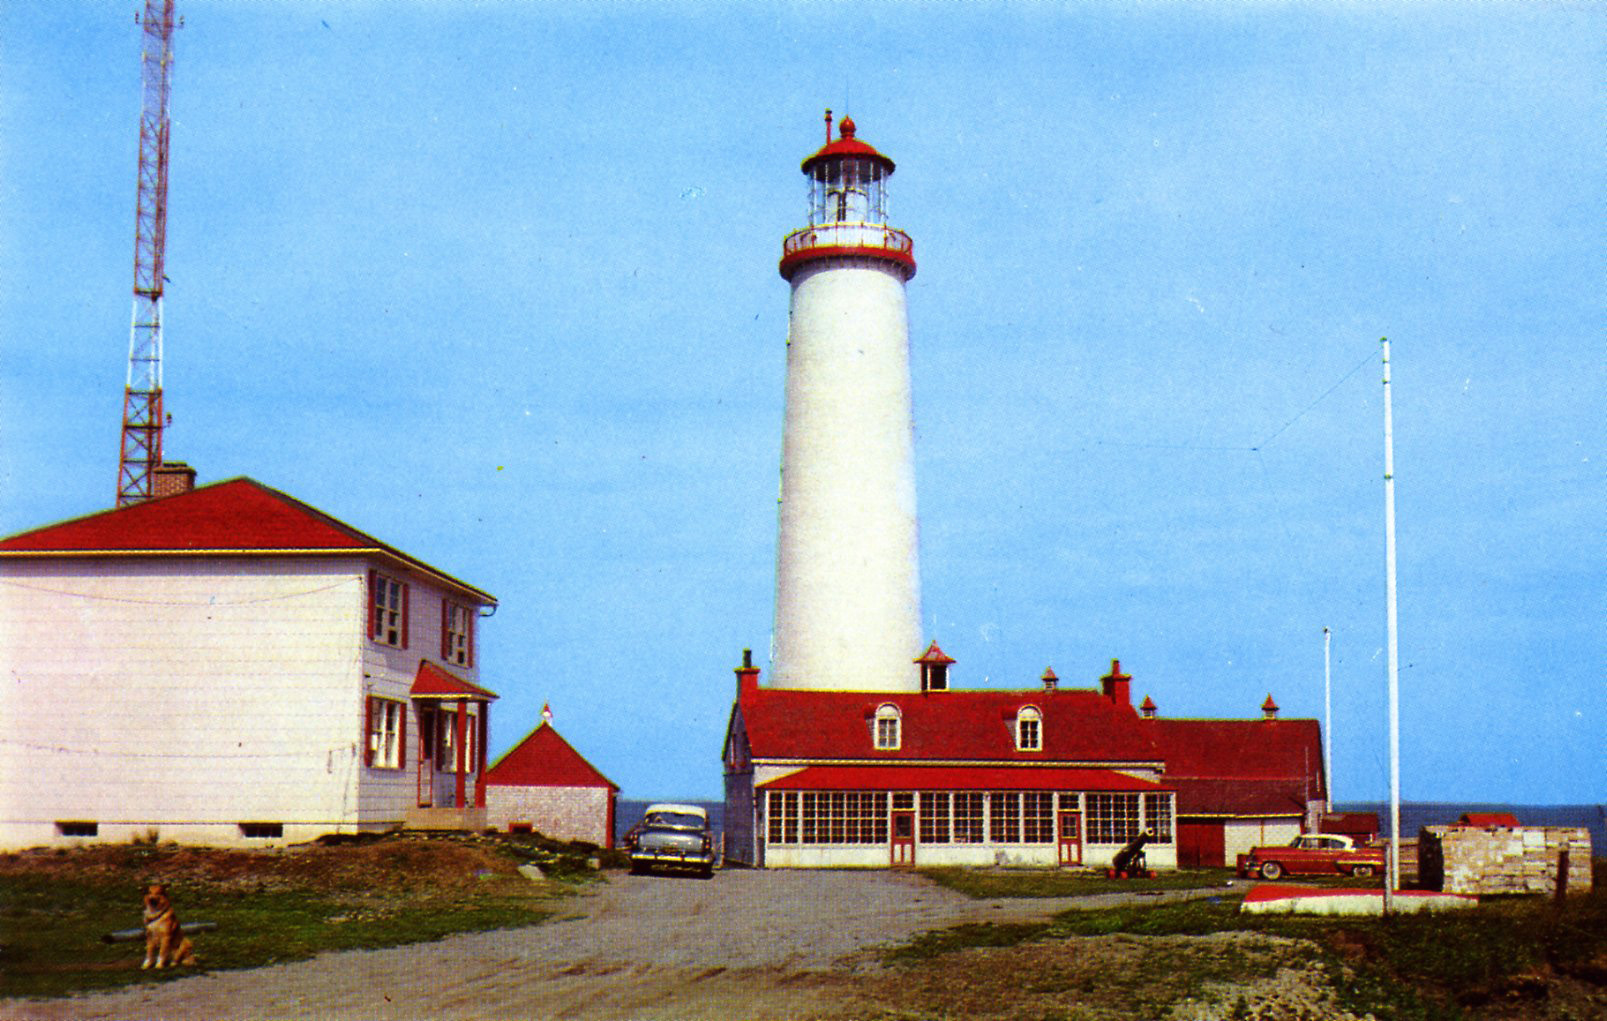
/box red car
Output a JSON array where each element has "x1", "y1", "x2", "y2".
[{"x1": 1237, "y1": 834, "x2": 1385, "y2": 880}]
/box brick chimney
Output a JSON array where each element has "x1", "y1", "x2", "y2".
[
  {"x1": 152, "y1": 462, "x2": 196, "y2": 499},
  {"x1": 735, "y1": 648, "x2": 760, "y2": 700},
  {"x1": 1041, "y1": 667, "x2": 1058, "y2": 692},
  {"x1": 1100, "y1": 659, "x2": 1131, "y2": 706}
]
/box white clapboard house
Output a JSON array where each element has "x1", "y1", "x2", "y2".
[{"x1": 0, "y1": 474, "x2": 498, "y2": 849}]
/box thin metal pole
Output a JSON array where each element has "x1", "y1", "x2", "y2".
[
  {"x1": 1323, "y1": 627, "x2": 1333, "y2": 815},
  {"x1": 1382, "y1": 337, "x2": 1401, "y2": 912}
]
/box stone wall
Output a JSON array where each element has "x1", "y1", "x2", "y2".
[{"x1": 1418, "y1": 825, "x2": 1592, "y2": 896}]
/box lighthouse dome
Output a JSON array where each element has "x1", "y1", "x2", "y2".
[{"x1": 801, "y1": 116, "x2": 896, "y2": 175}]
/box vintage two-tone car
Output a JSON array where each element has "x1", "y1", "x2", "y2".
[
  {"x1": 623, "y1": 803, "x2": 716, "y2": 878},
  {"x1": 1237, "y1": 833, "x2": 1386, "y2": 880}
]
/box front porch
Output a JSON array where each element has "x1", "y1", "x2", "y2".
[{"x1": 404, "y1": 805, "x2": 489, "y2": 832}]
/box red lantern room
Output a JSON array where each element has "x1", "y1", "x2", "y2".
[{"x1": 780, "y1": 111, "x2": 916, "y2": 281}]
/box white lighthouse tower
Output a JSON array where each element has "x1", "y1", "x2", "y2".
[{"x1": 770, "y1": 112, "x2": 923, "y2": 693}]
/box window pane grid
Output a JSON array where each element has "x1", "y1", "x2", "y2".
[{"x1": 1087, "y1": 793, "x2": 1141, "y2": 844}]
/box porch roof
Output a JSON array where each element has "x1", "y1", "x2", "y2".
[
  {"x1": 410, "y1": 660, "x2": 497, "y2": 701},
  {"x1": 757, "y1": 764, "x2": 1170, "y2": 792}
]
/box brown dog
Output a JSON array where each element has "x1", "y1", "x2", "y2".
[{"x1": 141, "y1": 883, "x2": 198, "y2": 969}]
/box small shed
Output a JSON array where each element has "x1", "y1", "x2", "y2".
[{"x1": 483, "y1": 710, "x2": 619, "y2": 848}]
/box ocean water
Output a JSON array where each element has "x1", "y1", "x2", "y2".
[
  {"x1": 1336, "y1": 802, "x2": 1605, "y2": 851},
  {"x1": 619, "y1": 799, "x2": 1606, "y2": 852}
]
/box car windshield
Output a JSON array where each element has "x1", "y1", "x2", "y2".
[{"x1": 644, "y1": 812, "x2": 704, "y2": 829}]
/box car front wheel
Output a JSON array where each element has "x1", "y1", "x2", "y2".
[{"x1": 1259, "y1": 861, "x2": 1284, "y2": 880}]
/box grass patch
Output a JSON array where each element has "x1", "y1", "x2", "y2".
[
  {"x1": 884, "y1": 860, "x2": 1607, "y2": 1020},
  {"x1": 916, "y1": 866, "x2": 1236, "y2": 899},
  {"x1": 0, "y1": 833, "x2": 589, "y2": 1001}
]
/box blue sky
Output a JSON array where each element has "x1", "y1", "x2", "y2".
[{"x1": 2, "y1": 2, "x2": 1599, "y2": 804}]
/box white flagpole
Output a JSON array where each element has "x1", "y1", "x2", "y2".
[
  {"x1": 1382, "y1": 337, "x2": 1401, "y2": 913},
  {"x1": 1324, "y1": 627, "x2": 1333, "y2": 815}
]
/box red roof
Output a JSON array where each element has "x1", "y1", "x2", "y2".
[
  {"x1": 0, "y1": 477, "x2": 494, "y2": 604},
  {"x1": 484, "y1": 722, "x2": 617, "y2": 791},
  {"x1": 1457, "y1": 812, "x2": 1521, "y2": 828},
  {"x1": 740, "y1": 686, "x2": 1162, "y2": 764},
  {"x1": 759, "y1": 765, "x2": 1169, "y2": 792},
  {"x1": 1143, "y1": 717, "x2": 1325, "y2": 816},
  {"x1": 410, "y1": 660, "x2": 497, "y2": 701}
]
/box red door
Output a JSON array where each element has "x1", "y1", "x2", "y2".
[
  {"x1": 1178, "y1": 822, "x2": 1225, "y2": 867},
  {"x1": 1057, "y1": 811, "x2": 1082, "y2": 866},
  {"x1": 890, "y1": 811, "x2": 916, "y2": 866},
  {"x1": 416, "y1": 706, "x2": 434, "y2": 807}
]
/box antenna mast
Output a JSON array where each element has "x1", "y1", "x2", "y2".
[{"x1": 116, "y1": 0, "x2": 176, "y2": 506}]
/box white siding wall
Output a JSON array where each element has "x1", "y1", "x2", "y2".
[
  {"x1": 358, "y1": 568, "x2": 490, "y2": 825},
  {"x1": 0, "y1": 557, "x2": 369, "y2": 849},
  {"x1": 484, "y1": 785, "x2": 611, "y2": 846},
  {"x1": 1224, "y1": 818, "x2": 1303, "y2": 861}
]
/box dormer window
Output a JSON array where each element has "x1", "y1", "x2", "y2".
[
  {"x1": 1015, "y1": 706, "x2": 1042, "y2": 751},
  {"x1": 874, "y1": 704, "x2": 901, "y2": 750}
]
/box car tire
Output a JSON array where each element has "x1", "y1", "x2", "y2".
[
  {"x1": 1351, "y1": 864, "x2": 1375, "y2": 879},
  {"x1": 1259, "y1": 861, "x2": 1284, "y2": 880}
]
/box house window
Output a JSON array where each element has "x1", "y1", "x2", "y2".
[
  {"x1": 1087, "y1": 793, "x2": 1142, "y2": 844},
  {"x1": 873, "y1": 705, "x2": 901, "y2": 750},
  {"x1": 366, "y1": 697, "x2": 405, "y2": 769},
  {"x1": 989, "y1": 792, "x2": 1021, "y2": 843},
  {"x1": 1143, "y1": 792, "x2": 1174, "y2": 842},
  {"x1": 919, "y1": 792, "x2": 950, "y2": 843},
  {"x1": 953, "y1": 792, "x2": 985, "y2": 843},
  {"x1": 1022, "y1": 792, "x2": 1055, "y2": 843},
  {"x1": 767, "y1": 790, "x2": 799, "y2": 844},
  {"x1": 370, "y1": 572, "x2": 409, "y2": 648},
  {"x1": 239, "y1": 822, "x2": 283, "y2": 839},
  {"x1": 1015, "y1": 706, "x2": 1042, "y2": 751},
  {"x1": 442, "y1": 600, "x2": 473, "y2": 667},
  {"x1": 56, "y1": 821, "x2": 98, "y2": 837},
  {"x1": 780, "y1": 791, "x2": 888, "y2": 845}
]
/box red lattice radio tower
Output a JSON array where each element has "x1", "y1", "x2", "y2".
[{"x1": 116, "y1": 0, "x2": 176, "y2": 506}]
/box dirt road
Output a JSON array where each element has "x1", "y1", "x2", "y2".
[{"x1": 2, "y1": 869, "x2": 1224, "y2": 1021}]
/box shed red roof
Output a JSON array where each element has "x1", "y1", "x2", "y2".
[
  {"x1": 758, "y1": 765, "x2": 1169, "y2": 792},
  {"x1": 1457, "y1": 812, "x2": 1521, "y2": 828},
  {"x1": 484, "y1": 722, "x2": 618, "y2": 791},
  {"x1": 410, "y1": 661, "x2": 497, "y2": 701},
  {"x1": 0, "y1": 477, "x2": 495, "y2": 604},
  {"x1": 1143, "y1": 717, "x2": 1325, "y2": 816},
  {"x1": 740, "y1": 686, "x2": 1162, "y2": 765}
]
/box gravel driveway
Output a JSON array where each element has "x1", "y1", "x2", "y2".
[{"x1": 2, "y1": 869, "x2": 1223, "y2": 1021}]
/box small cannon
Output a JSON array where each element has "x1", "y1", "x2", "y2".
[{"x1": 1107, "y1": 829, "x2": 1157, "y2": 879}]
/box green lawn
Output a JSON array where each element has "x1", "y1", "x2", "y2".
[{"x1": 0, "y1": 835, "x2": 586, "y2": 1001}]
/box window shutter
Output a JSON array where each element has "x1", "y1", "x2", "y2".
[
  {"x1": 467, "y1": 610, "x2": 475, "y2": 669},
  {"x1": 399, "y1": 703, "x2": 408, "y2": 770},
  {"x1": 363, "y1": 695, "x2": 375, "y2": 767},
  {"x1": 366, "y1": 570, "x2": 378, "y2": 639},
  {"x1": 440, "y1": 599, "x2": 449, "y2": 660},
  {"x1": 400, "y1": 583, "x2": 410, "y2": 649}
]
